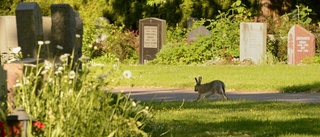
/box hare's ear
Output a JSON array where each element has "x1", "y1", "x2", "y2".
[
  {"x1": 194, "y1": 77, "x2": 198, "y2": 84},
  {"x1": 198, "y1": 76, "x2": 202, "y2": 84}
]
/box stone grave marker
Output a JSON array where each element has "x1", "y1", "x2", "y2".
[
  {"x1": 75, "y1": 11, "x2": 83, "y2": 62},
  {"x1": 187, "y1": 26, "x2": 211, "y2": 42},
  {"x1": 0, "y1": 16, "x2": 19, "y2": 63},
  {"x1": 139, "y1": 17, "x2": 166, "y2": 64},
  {"x1": 15, "y1": 2, "x2": 44, "y2": 58},
  {"x1": 240, "y1": 22, "x2": 267, "y2": 64},
  {"x1": 287, "y1": 25, "x2": 315, "y2": 65},
  {"x1": 42, "y1": 16, "x2": 52, "y2": 43},
  {"x1": 0, "y1": 66, "x2": 7, "y2": 104},
  {"x1": 50, "y1": 4, "x2": 76, "y2": 61}
]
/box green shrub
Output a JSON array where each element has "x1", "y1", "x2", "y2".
[
  {"x1": 88, "y1": 22, "x2": 139, "y2": 63},
  {"x1": 151, "y1": 0, "x2": 251, "y2": 65}
]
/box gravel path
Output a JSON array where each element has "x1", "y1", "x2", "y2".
[{"x1": 112, "y1": 87, "x2": 320, "y2": 103}]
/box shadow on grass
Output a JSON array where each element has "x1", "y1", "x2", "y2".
[
  {"x1": 279, "y1": 82, "x2": 320, "y2": 93},
  {"x1": 149, "y1": 101, "x2": 320, "y2": 137},
  {"x1": 151, "y1": 118, "x2": 320, "y2": 137}
]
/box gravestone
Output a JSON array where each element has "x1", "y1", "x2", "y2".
[
  {"x1": 187, "y1": 26, "x2": 211, "y2": 42},
  {"x1": 75, "y1": 11, "x2": 83, "y2": 63},
  {"x1": 0, "y1": 16, "x2": 19, "y2": 63},
  {"x1": 50, "y1": 4, "x2": 76, "y2": 61},
  {"x1": 139, "y1": 17, "x2": 166, "y2": 64},
  {"x1": 42, "y1": 17, "x2": 52, "y2": 43},
  {"x1": 287, "y1": 25, "x2": 315, "y2": 64},
  {"x1": 240, "y1": 22, "x2": 267, "y2": 64},
  {"x1": 187, "y1": 17, "x2": 195, "y2": 29},
  {"x1": 15, "y1": 2, "x2": 44, "y2": 58},
  {"x1": 0, "y1": 66, "x2": 7, "y2": 104}
]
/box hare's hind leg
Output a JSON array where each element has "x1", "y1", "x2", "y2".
[{"x1": 218, "y1": 87, "x2": 228, "y2": 100}]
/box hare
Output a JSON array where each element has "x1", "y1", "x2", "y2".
[{"x1": 194, "y1": 76, "x2": 228, "y2": 101}]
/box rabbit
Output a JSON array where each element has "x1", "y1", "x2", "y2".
[{"x1": 194, "y1": 76, "x2": 228, "y2": 101}]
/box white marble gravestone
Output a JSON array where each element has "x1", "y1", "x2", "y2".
[{"x1": 240, "y1": 22, "x2": 267, "y2": 64}]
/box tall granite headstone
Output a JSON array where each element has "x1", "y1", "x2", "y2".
[
  {"x1": 139, "y1": 17, "x2": 166, "y2": 64},
  {"x1": 0, "y1": 16, "x2": 19, "y2": 63},
  {"x1": 15, "y1": 2, "x2": 43, "y2": 58},
  {"x1": 240, "y1": 22, "x2": 267, "y2": 64},
  {"x1": 287, "y1": 25, "x2": 315, "y2": 64},
  {"x1": 50, "y1": 4, "x2": 76, "y2": 60}
]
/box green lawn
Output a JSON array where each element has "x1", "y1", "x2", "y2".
[
  {"x1": 109, "y1": 64, "x2": 320, "y2": 92},
  {"x1": 146, "y1": 100, "x2": 320, "y2": 137},
  {"x1": 91, "y1": 64, "x2": 320, "y2": 136}
]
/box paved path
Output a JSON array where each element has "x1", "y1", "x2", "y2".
[{"x1": 112, "y1": 87, "x2": 320, "y2": 103}]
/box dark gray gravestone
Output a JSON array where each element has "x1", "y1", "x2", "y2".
[
  {"x1": 75, "y1": 11, "x2": 83, "y2": 63},
  {"x1": 187, "y1": 18, "x2": 195, "y2": 29},
  {"x1": 187, "y1": 26, "x2": 211, "y2": 42},
  {"x1": 139, "y1": 17, "x2": 166, "y2": 64},
  {"x1": 50, "y1": 4, "x2": 76, "y2": 61},
  {"x1": 15, "y1": 2, "x2": 43, "y2": 58},
  {"x1": 0, "y1": 66, "x2": 7, "y2": 105}
]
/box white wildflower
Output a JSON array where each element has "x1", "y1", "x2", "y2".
[
  {"x1": 38, "y1": 41, "x2": 44, "y2": 45},
  {"x1": 12, "y1": 47, "x2": 21, "y2": 54},
  {"x1": 59, "y1": 54, "x2": 70, "y2": 62},
  {"x1": 79, "y1": 55, "x2": 90, "y2": 62},
  {"x1": 68, "y1": 70, "x2": 76, "y2": 79},
  {"x1": 145, "y1": 106, "x2": 149, "y2": 110},
  {"x1": 93, "y1": 46, "x2": 98, "y2": 50},
  {"x1": 7, "y1": 58, "x2": 17, "y2": 63},
  {"x1": 13, "y1": 83, "x2": 23, "y2": 88},
  {"x1": 47, "y1": 78, "x2": 53, "y2": 83},
  {"x1": 23, "y1": 64, "x2": 36, "y2": 68},
  {"x1": 55, "y1": 71, "x2": 62, "y2": 75},
  {"x1": 76, "y1": 34, "x2": 81, "y2": 38},
  {"x1": 41, "y1": 69, "x2": 48, "y2": 75},
  {"x1": 123, "y1": 70, "x2": 132, "y2": 79},
  {"x1": 88, "y1": 44, "x2": 93, "y2": 48},
  {"x1": 57, "y1": 45, "x2": 63, "y2": 50},
  {"x1": 45, "y1": 41, "x2": 51, "y2": 45},
  {"x1": 131, "y1": 101, "x2": 136, "y2": 107},
  {"x1": 44, "y1": 60, "x2": 52, "y2": 70},
  {"x1": 58, "y1": 66, "x2": 64, "y2": 72}
]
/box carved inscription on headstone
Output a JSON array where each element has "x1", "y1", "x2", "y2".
[
  {"x1": 143, "y1": 26, "x2": 158, "y2": 48},
  {"x1": 287, "y1": 25, "x2": 315, "y2": 64},
  {"x1": 139, "y1": 18, "x2": 166, "y2": 64}
]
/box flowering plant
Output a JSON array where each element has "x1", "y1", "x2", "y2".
[{"x1": 32, "y1": 121, "x2": 45, "y2": 136}]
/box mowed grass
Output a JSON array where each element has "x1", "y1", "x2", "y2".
[
  {"x1": 91, "y1": 64, "x2": 320, "y2": 136},
  {"x1": 147, "y1": 100, "x2": 320, "y2": 137},
  {"x1": 110, "y1": 64, "x2": 320, "y2": 92}
]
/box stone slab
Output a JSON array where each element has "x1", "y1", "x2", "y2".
[
  {"x1": 287, "y1": 25, "x2": 315, "y2": 64},
  {"x1": 240, "y1": 22, "x2": 267, "y2": 64},
  {"x1": 0, "y1": 16, "x2": 19, "y2": 63}
]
